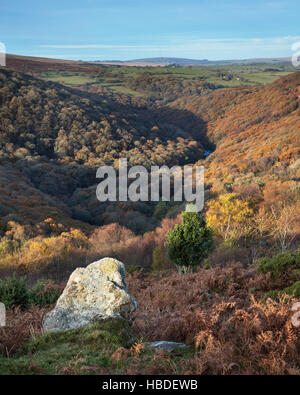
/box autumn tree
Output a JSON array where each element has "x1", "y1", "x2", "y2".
[
  {"x1": 269, "y1": 202, "x2": 300, "y2": 253},
  {"x1": 260, "y1": 181, "x2": 300, "y2": 253},
  {"x1": 206, "y1": 193, "x2": 254, "y2": 242}
]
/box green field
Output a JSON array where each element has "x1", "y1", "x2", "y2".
[
  {"x1": 40, "y1": 71, "x2": 97, "y2": 85},
  {"x1": 40, "y1": 70, "x2": 145, "y2": 96},
  {"x1": 39, "y1": 63, "x2": 295, "y2": 97}
]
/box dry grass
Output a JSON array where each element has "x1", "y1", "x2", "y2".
[
  {"x1": 0, "y1": 263, "x2": 299, "y2": 374},
  {"x1": 0, "y1": 306, "x2": 48, "y2": 357},
  {"x1": 127, "y1": 264, "x2": 300, "y2": 374}
]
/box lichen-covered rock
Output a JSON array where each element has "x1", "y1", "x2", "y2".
[{"x1": 43, "y1": 258, "x2": 137, "y2": 332}]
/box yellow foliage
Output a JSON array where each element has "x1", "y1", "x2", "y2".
[
  {"x1": 0, "y1": 227, "x2": 89, "y2": 270},
  {"x1": 22, "y1": 236, "x2": 67, "y2": 266},
  {"x1": 206, "y1": 193, "x2": 254, "y2": 240},
  {"x1": 60, "y1": 228, "x2": 88, "y2": 248}
]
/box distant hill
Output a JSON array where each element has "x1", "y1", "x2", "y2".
[
  {"x1": 7, "y1": 53, "x2": 293, "y2": 69},
  {"x1": 6, "y1": 54, "x2": 106, "y2": 75},
  {"x1": 97, "y1": 57, "x2": 209, "y2": 66},
  {"x1": 129, "y1": 57, "x2": 210, "y2": 65}
]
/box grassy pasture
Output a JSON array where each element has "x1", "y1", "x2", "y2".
[{"x1": 39, "y1": 62, "x2": 296, "y2": 97}]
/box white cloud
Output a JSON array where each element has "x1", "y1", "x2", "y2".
[
  {"x1": 41, "y1": 36, "x2": 300, "y2": 51},
  {"x1": 38, "y1": 36, "x2": 300, "y2": 60},
  {"x1": 41, "y1": 44, "x2": 148, "y2": 49}
]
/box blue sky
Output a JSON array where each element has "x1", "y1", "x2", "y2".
[{"x1": 0, "y1": 0, "x2": 300, "y2": 60}]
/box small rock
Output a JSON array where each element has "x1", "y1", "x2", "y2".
[
  {"x1": 147, "y1": 341, "x2": 187, "y2": 351},
  {"x1": 43, "y1": 258, "x2": 137, "y2": 332}
]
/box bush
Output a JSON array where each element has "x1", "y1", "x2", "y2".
[
  {"x1": 263, "y1": 281, "x2": 300, "y2": 302},
  {"x1": 263, "y1": 290, "x2": 280, "y2": 303},
  {"x1": 166, "y1": 206, "x2": 214, "y2": 273},
  {"x1": 283, "y1": 281, "x2": 300, "y2": 298},
  {"x1": 0, "y1": 276, "x2": 61, "y2": 309},
  {"x1": 257, "y1": 250, "x2": 300, "y2": 278},
  {"x1": 28, "y1": 280, "x2": 61, "y2": 306},
  {"x1": 0, "y1": 275, "x2": 29, "y2": 309}
]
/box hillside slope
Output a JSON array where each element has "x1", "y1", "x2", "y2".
[
  {"x1": 0, "y1": 68, "x2": 298, "y2": 236},
  {"x1": 170, "y1": 72, "x2": 300, "y2": 182},
  {"x1": 0, "y1": 67, "x2": 206, "y2": 234},
  {"x1": 0, "y1": 68, "x2": 203, "y2": 169}
]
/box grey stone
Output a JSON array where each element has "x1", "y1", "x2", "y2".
[
  {"x1": 43, "y1": 257, "x2": 137, "y2": 332},
  {"x1": 147, "y1": 341, "x2": 187, "y2": 351}
]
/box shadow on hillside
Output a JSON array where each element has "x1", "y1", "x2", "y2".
[
  {"x1": 0, "y1": 69, "x2": 216, "y2": 234},
  {"x1": 68, "y1": 83, "x2": 215, "y2": 153}
]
